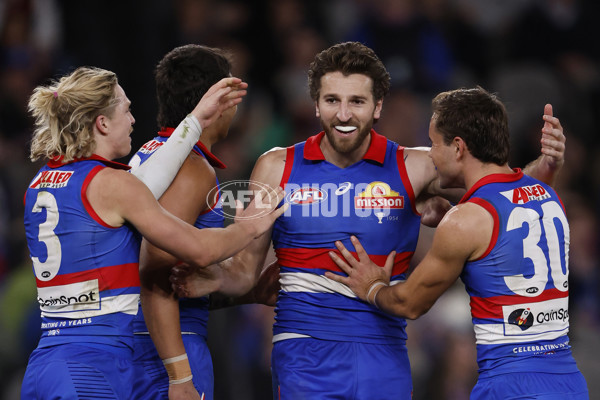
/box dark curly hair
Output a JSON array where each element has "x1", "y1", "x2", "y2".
[{"x1": 308, "y1": 42, "x2": 390, "y2": 102}]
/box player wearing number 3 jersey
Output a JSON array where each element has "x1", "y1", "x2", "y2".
[
  {"x1": 328, "y1": 87, "x2": 589, "y2": 399},
  {"x1": 20, "y1": 67, "x2": 284, "y2": 399}
]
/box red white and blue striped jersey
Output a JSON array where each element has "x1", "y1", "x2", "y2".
[
  {"x1": 24, "y1": 156, "x2": 141, "y2": 349},
  {"x1": 131, "y1": 128, "x2": 225, "y2": 339},
  {"x1": 460, "y1": 169, "x2": 579, "y2": 376},
  {"x1": 272, "y1": 131, "x2": 421, "y2": 345}
]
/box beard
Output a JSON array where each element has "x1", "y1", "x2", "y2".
[{"x1": 320, "y1": 118, "x2": 373, "y2": 154}]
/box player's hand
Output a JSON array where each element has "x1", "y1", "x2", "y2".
[
  {"x1": 170, "y1": 262, "x2": 221, "y2": 298},
  {"x1": 540, "y1": 103, "x2": 565, "y2": 170},
  {"x1": 192, "y1": 77, "x2": 248, "y2": 130},
  {"x1": 235, "y1": 186, "x2": 288, "y2": 238},
  {"x1": 418, "y1": 196, "x2": 452, "y2": 227},
  {"x1": 252, "y1": 260, "x2": 281, "y2": 306},
  {"x1": 324, "y1": 236, "x2": 394, "y2": 302},
  {"x1": 168, "y1": 380, "x2": 203, "y2": 400}
]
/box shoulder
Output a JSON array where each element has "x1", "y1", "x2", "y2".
[
  {"x1": 85, "y1": 167, "x2": 149, "y2": 227},
  {"x1": 250, "y1": 147, "x2": 288, "y2": 188},
  {"x1": 400, "y1": 147, "x2": 436, "y2": 197},
  {"x1": 157, "y1": 152, "x2": 216, "y2": 220},
  {"x1": 440, "y1": 202, "x2": 494, "y2": 231},
  {"x1": 88, "y1": 166, "x2": 150, "y2": 201},
  {"x1": 171, "y1": 151, "x2": 217, "y2": 195},
  {"x1": 258, "y1": 146, "x2": 288, "y2": 165},
  {"x1": 178, "y1": 152, "x2": 216, "y2": 187},
  {"x1": 402, "y1": 146, "x2": 433, "y2": 165},
  {"x1": 403, "y1": 146, "x2": 431, "y2": 154},
  {"x1": 91, "y1": 165, "x2": 136, "y2": 185},
  {"x1": 435, "y1": 202, "x2": 494, "y2": 259}
]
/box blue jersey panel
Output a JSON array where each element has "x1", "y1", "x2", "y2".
[
  {"x1": 460, "y1": 170, "x2": 581, "y2": 375},
  {"x1": 272, "y1": 131, "x2": 420, "y2": 345},
  {"x1": 24, "y1": 157, "x2": 140, "y2": 349}
]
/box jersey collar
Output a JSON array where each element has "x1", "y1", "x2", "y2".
[
  {"x1": 159, "y1": 127, "x2": 226, "y2": 169},
  {"x1": 303, "y1": 130, "x2": 387, "y2": 164},
  {"x1": 47, "y1": 154, "x2": 131, "y2": 170},
  {"x1": 459, "y1": 168, "x2": 523, "y2": 204}
]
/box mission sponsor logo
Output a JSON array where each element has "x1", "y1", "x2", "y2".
[
  {"x1": 355, "y1": 181, "x2": 404, "y2": 209},
  {"x1": 37, "y1": 279, "x2": 101, "y2": 313},
  {"x1": 500, "y1": 184, "x2": 551, "y2": 204},
  {"x1": 29, "y1": 170, "x2": 74, "y2": 189}
]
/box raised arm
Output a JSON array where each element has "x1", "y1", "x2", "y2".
[
  {"x1": 130, "y1": 77, "x2": 248, "y2": 198},
  {"x1": 408, "y1": 103, "x2": 565, "y2": 227},
  {"x1": 521, "y1": 104, "x2": 565, "y2": 186}
]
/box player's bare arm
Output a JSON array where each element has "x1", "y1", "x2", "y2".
[
  {"x1": 326, "y1": 202, "x2": 492, "y2": 319},
  {"x1": 139, "y1": 152, "x2": 216, "y2": 366},
  {"x1": 131, "y1": 78, "x2": 248, "y2": 200},
  {"x1": 141, "y1": 153, "x2": 216, "y2": 275},
  {"x1": 171, "y1": 258, "x2": 281, "y2": 308},
  {"x1": 86, "y1": 167, "x2": 286, "y2": 267},
  {"x1": 171, "y1": 147, "x2": 287, "y2": 301}
]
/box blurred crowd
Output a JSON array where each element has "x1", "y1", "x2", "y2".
[{"x1": 1, "y1": 0, "x2": 599, "y2": 399}]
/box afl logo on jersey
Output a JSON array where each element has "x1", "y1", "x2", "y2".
[
  {"x1": 287, "y1": 188, "x2": 327, "y2": 205},
  {"x1": 508, "y1": 308, "x2": 534, "y2": 330}
]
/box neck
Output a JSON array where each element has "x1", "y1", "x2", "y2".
[
  {"x1": 92, "y1": 137, "x2": 117, "y2": 161},
  {"x1": 464, "y1": 161, "x2": 514, "y2": 190},
  {"x1": 198, "y1": 127, "x2": 224, "y2": 151},
  {"x1": 320, "y1": 134, "x2": 371, "y2": 168},
  {"x1": 199, "y1": 135, "x2": 213, "y2": 151}
]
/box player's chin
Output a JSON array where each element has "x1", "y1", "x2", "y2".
[{"x1": 116, "y1": 145, "x2": 132, "y2": 160}]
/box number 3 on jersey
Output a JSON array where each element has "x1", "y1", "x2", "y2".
[
  {"x1": 504, "y1": 201, "x2": 569, "y2": 297},
  {"x1": 31, "y1": 191, "x2": 62, "y2": 281}
]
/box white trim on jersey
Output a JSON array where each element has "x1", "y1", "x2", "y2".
[
  {"x1": 280, "y1": 272, "x2": 357, "y2": 297},
  {"x1": 40, "y1": 293, "x2": 139, "y2": 318},
  {"x1": 280, "y1": 271, "x2": 404, "y2": 297}
]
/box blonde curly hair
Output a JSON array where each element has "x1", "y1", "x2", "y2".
[{"x1": 28, "y1": 66, "x2": 120, "y2": 162}]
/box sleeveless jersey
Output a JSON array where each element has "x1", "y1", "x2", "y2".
[
  {"x1": 23, "y1": 156, "x2": 141, "y2": 349},
  {"x1": 272, "y1": 131, "x2": 421, "y2": 345},
  {"x1": 460, "y1": 169, "x2": 579, "y2": 377},
  {"x1": 131, "y1": 128, "x2": 225, "y2": 338}
]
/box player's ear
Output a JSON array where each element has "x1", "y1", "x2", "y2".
[
  {"x1": 315, "y1": 102, "x2": 320, "y2": 118},
  {"x1": 95, "y1": 115, "x2": 109, "y2": 135},
  {"x1": 454, "y1": 137, "x2": 466, "y2": 159},
  {"x1": 373, "y1": 99, "x2": 383, "y2": 120}
]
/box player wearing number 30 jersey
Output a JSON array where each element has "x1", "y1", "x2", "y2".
[
  {"x1": 461, "y1": 171, "x2": 576, "y2": 378},
  {"x1": 327, "y1": 87, "x2": 588, "y2": 399}
]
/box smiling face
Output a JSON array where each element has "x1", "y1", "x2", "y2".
[{"x1": 316, "y1": 72, "x2": 382, "y2": 159}]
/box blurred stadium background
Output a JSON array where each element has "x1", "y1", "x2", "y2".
[{"x1": 1, "y1": 0, "x2": 598, "y2": 398}]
